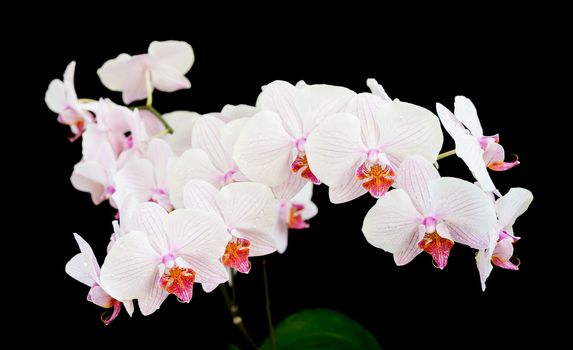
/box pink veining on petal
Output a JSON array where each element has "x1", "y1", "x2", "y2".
[
  {"x1": 356, "y1": 162, "x2": 395, "y2": 198},
  {"x1": 492, "y1": 256, "x2": 520, "y2": 270},
  {"x1": 488, "y1": 154, "x2": 520, "y2": 171},
  {"x1": 159, "y1": 266, "x2": 197, "y2": 303},
  {"x1": 291, "y1": 153, "x2": 321, "y2": 185},
  {"x1": 418, "y1": 231, "x2": 454, "y2": 270},
  {"x1": 288, "y1": 203, "x2": 309, "y2": 229},
  {"x1": 222, "y1": 238, "x2": 251, "y2": 273}
]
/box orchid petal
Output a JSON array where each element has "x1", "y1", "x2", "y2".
[
  {"x1": 296, "y1": 83, "x2": 356, "y2": 133},
  {"x1": 216, "y1": 182, "x2": 278, "y2": 256},
  {"x1": 431, "y1": 177, "x2": 496, "y2": 249},
  {"x1": 183, "y1": 179, "x2": 220, "y2": 214},
  {"x1": 220, "y1": 104, "x2": 259, "y2": 121},
  {"x1": 366, "y1": 78, "x2": 392, "y2": 103},
  {"x1": 305, "y1": 113, "x2": 364, "y2": 187},
  {"x1": 192, "y1": 115, "x2": 233, "y2": 172},
  {"x1": 221, "y1": 118, "x2": 249, "y2": 158},
  {"x1": 258, "y1": 80, "x2": 302, "y2": 137},
  {"x1": 344, "y1": 93, "x2": 387, "y2": 148},
  {"x1": 66, "y1": 254, "x2": 96, "y2": 287},
  {"x1": 146, "y1": 138, "x2": 173, "y2": 188},
  {"x1": 132, "y1": 202, "x2": 170, "y2": 253},
  {"x1": 395, "y1": 155, "x2": 440, "y2": 216},
  {"x1": 454, "y1": 96, "x2": 483, "y2": 137},
  {"x1": 271, "y1": 171, "x2": 309, "y2": 202},
  {"x1": 114, "y1": 159, "x2": 155, "y2": 202},
  {"x1": 233, "y1": 111, "x2": 294, "y2": 186},
  {"x1": 169, "y1": 148, "x2": 223, "y2": 208},
  {"x1": 456, "y1": 134, "x2": 497, "y2": 192},
  {"x1": 150, "y1": 64, "x2": 191, "y2": 92},
  {"x1": 495, "y1": 188, "x2": 533, "y2": 230},
  {"x1": 362, "y1": 189, "x2": 421, "y2": 255},
  {"x1": 138, "y1": 268, "x2": 168, "y2": 316},
  {"x1": 45, "y1": 79, "x2": 66, "y2": 113},
  {"x1": 163, "y1": 111, "x2": 200, "y2": 156},
  {"x1": 100, "y1": 230, "x2": 161, "y2": 301},
  {"x1": 379, "y1": 100, "x2": 443, "y2": 165},
  {"x1": 148, "y1": 40, "x2": 194, "y2": 74},
  {"x1": 165, "y1": 209, "x2": 229, "y2": 284},
  {"x1": 70, "y1": 161, "x2": 109, "y2": 205}
]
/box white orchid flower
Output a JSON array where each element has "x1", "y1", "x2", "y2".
[
  {"x1": 362, "y1": 156, "x2": 496, "y2": 269},
  {"x1": 65, "y1": 233, "x2": 134, "y2": 324},
  {"x1": 183, "y1": 180, "x2": 278, "y2": 274},
  {"x1": 98, "y1": 41, "x2": 194, "y2": 104},
  {"x1": 436, "y1": 96, "x2": 519, "y2": 193},
  {"x1": 115, "y1": 138, "x2": 175, "y2": 211},
  {"x1": 305, "y1": 86, "x2": 443, "y2": 203},
  {"x1": 233, "y1": 80, "x2": 356, "y2": 196},
  {"x1": 45, "y1": 61, "x2": 95, "y2": 141},
  {"x1": 100, "y1": 203, "x2": 229, "y2": 315},
  {"x1": 476, "y1": 187, "x2": 533, "y2": 290}
]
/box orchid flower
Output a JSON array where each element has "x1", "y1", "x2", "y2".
[
  {"x1": 271, "y1": 182, "x2": 318, "y2": 253},
  {"x1": 233, "y1": 80, "x2": 356, "y2": 196},
  {"x1": 98, "y1": 40, "x2": 194, "y2": 104},
  {"x1": 71, "y1": 125, "x2": 119, "y2": 206},
  {"x1": 305, "y1": 85, "x2": 443, "y2": 203},
  {"x1": 45, "y1": 61, "x2": 95, "y2": 141},
  {"x1": 476, "y1": 187, "x2": 533, "y2": 290},
  {"x1": 65, "y1": 233, "x2": 134, "y2": 324},
  {"x1": 170, "y1": 115, "x2": 249, "y2": 208},
  {"x1": 100, "y1": 202, "x2": 229, "y2": 315},
  {"x1": 362, "y1": 156, "x2": 496, "y2": 269},
  {"x1": 183, "y1": 180, "x2": 278, "y2": 274},
  {"x1": 436, "y1": 96, "x2": 519, "y2": 193},
  {"x1": 115, "y1": 138, "x2": 175, "y2": 211}
]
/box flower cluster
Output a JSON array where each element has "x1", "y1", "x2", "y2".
[{"x1": 47, "y1": 40, "x2": 532, "y2": 324}]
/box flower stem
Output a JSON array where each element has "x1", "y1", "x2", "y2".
[
  {"x1": 145, "y1": 69, "x2": 153, "y2": 107},
  {"x1": 219, "y1": 284, "x2": 259, "y2": 350},
  {"x1": 437, "y1": 149, "x2": 456, "y2": 160},
  {"x1": 263, "y1": 258, "x2": 276, "y2": 350},
  {"x1": 130, "y1": 105, "x2": 174, "y2": 134}
]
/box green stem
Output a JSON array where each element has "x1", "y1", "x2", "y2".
[
  {"x1": 130, "y1": 105, "x2": 174, "y2": 134},
  {"x1": 263, "y1": 258, "x2": 276, "y2": 350},
  {"x1": 219, "y1": 284, "x2": 259, "y2": 350},
  {"x1": 437, "y1": 149, "x2": 456, "y2": 160}
]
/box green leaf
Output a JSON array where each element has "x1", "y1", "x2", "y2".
[
  {"x1": 227, "y1": 344, "x2": 242, "y2": 350},
  {"x1": 260, "y1": 308, "x2": 382, "y2": 350}
]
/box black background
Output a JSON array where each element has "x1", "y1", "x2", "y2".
[{"x1": 13, "y1": 10, "x2": 564, "y2": 349}]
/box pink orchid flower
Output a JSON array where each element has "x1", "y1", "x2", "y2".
[
  {"x1": 100, "y1": 202, "x2": 229, "y2": 315},
  {"x1": 45, "y1": 61, "x2": 95, "y2": 141},
  {"x1": 476, "y1": 187, "x2": 533, "y2": 290},
  {"x1": 170, "y1": 115, "x2": 249, "y2": 208},
  {"x1": 362, "y1": 156, "x2": 496, "y2": 269},
  {"x1": 436, "y1": 96, "x2": 519, "y2": 193},
  {"x1": 65, "y1": 233, "x2": 134, "y2": 324},
  {"x1": 115, "y1": 138, "x2": 175, "y2": 211},
  {"x1": 271, "y1": 182, "x2": 318, "y2": 253},
  {"x1": 233, "y1": 80, "x2": 356, "y2": 195},
  {"x1": 305, "y1": 83, "x2": 443, "y2": 203},
  {"x1": 97, "y1": 41, "x2": 194, "y2": 104},
  {"x1": 183, "y1": 180, "x2": 278, "y2": 274}
]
